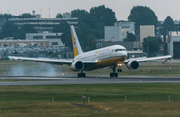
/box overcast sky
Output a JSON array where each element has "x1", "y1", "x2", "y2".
[{"x1": 0, "y1": 0, "x2": 180, "y2": 21}]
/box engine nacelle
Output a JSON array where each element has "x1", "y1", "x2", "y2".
[
  {"x1": 71, "y1": 61, "x2": 84, "y2": 71},
  {"x1": 126, "y1": 60, "x2": 139, "y2": 70}
]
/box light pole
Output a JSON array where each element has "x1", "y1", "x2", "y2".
[
  {"x1": 148, "y1": 40, "x2": 149, "y2": 57},
  {"x1": 40, "y1": 9, "x2": 42, "y2": 18},
  {"x1": 48, "y1": 8, "x2": 51, "y2": 18}
]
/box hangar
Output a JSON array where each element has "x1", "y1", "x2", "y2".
[{"x1": 168, "y1": 31, "x2": 180, "y2": 58}]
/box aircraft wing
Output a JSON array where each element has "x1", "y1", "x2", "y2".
[
  {"x1": 8, "y1": 56, "x2": 97, "y2": 66},
  {"x1": 8, "y1": 56, "x2": 73, "y2": 65},
  {"x1": 124, "y1": 55, "x2": 172, "y2": 63}
]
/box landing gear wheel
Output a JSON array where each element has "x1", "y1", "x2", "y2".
[
  {"x1": 77, "y1": 73, "x2": 86, "y2": 77},
  {"x1": 82, "y1": 73, "x2": 86, "y2": 77},
  {"x1": 78, "y1": 73, "x2": 81, "y2": 77},
  {"x1": 110, "y1": 73, "x2": 118, "y2": 77},
  {"x1": 110, "y1": 73, "x2": 113, "y2": 77},
  {"x1": 114, "y1": 73, "x2": 118, "y2": 77},
  {"x1": 118, "y1": 69, "x2": 122, "y2": 72}
]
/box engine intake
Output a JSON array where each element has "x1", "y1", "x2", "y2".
[
  {"x1": 71, "y1": 61, "x2": 84, "y2": 71},
  {"x1": 126, "y1": 60, "x2": 139, "y2": 70}
]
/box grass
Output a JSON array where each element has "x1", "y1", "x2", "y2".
[
  {"x1": 0, "y1": 84, "x2": 180, "y2": 116},
  {"x1": 0, "y1": 60, "x2": 180, "y2": 116}
]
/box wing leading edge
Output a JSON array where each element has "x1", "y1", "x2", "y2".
[
  {"x1": 8, "y1": 56, "x2": 73, "y2": 65},
  {"x1": 8, "y1": 56, "x2": 97, "y2": 66},
  {"x1": 124, "y1": 55, "x2": 172, "y2": 64}
]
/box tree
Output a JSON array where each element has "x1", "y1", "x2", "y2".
[
  {"x1": 71, "y1": 9, "x2": 96, "y2": 29},
  {"x1": 90, "y1": 5, "x2": 117, "y2": 26},
  {"x1": 2, "y1": 21, "x2": 18, "y2": 37},
  {"x1": 60, "y1": 31, "x2": 72, "y2": 50},
  {"x1": 128, "y1": 6, "x2": 158, "y2": 34},
  {"x1": 56, "y1": 13, "x2": 63, "y2": 18},
  {"x1": 19, "y1": 13, "x2": 34, "y2": 18},
  {"x1": 142, "y1": 36, "x2": 160, "y2": 57},
  {"x1": 161, "y1": 16, "x2": 176, "y2": 35},
  {"x1": 13, "y1": 29, "x2": 26, "y2": 39},
  {"x1": 53, "y1": 22, "x2": 72, "y2": 49},
  {"x1": 123, "y1": 32, "x2": 136, "y2": 41},
  {"x1": 0, "y1": 13, "x2": 13, "y2": 18},
  {"x1": 21, "y1": 24, "x2": 37, "y2": 33},
  {"x1": 53, "y1": 22, "x2": 70, "y2": 33},
  {"x1": 13, "y1": 24, "x2": 37, "y2": 39}
]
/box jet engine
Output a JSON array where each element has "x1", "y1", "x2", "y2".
[
  {"x1": 71, "y1": 61, "x2": 84, "y2": 71},
  {"x1": 126, "y1": 60, "x2": 139, "y2": 70}
]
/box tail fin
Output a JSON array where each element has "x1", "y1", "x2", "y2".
[{"x1": 70, "y1": 25, "x2": 83, "y2": 58}]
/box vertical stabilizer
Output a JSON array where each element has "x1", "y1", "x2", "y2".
[{"x1": 70, "y1": 25, "x2": 83, "y2": 58}]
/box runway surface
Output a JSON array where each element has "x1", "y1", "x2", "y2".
[{"x1": 0, "y1": 75, "x2": 180, "y2": 85}]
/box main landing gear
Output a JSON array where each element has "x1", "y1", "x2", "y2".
[
  {"x1": 110, "y1": 66, "x2": 122, "y2": 77},
  {"x1": 77, "y1": 70, "x2": 86, "y2": 77}
]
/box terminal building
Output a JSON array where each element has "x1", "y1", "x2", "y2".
[
  {"x1": 26, "y1": 32, "x2": 64, "y2": 47},
  {"x1": 0, "y1": 31, "x2": 65, "y2": 48},
  {"x1": 1, "y1": 12, "x2": 78, "y2": 33},
  {"x1": 0, "y1": 39, "x2": 49, "y2": 47}
]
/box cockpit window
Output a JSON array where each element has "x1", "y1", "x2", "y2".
[{"x1": 115, "y1": 49, "x2": 126, "y2": 52}]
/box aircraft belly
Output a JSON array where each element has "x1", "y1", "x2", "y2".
[{"x1": 84, "y1": 56, "x2": 126, "y2": 71}]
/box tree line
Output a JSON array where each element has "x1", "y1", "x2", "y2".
[{"x1": 0, "y1": 5, "x2": 178, "y2": 55}]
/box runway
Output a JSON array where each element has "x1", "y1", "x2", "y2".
[{"x1": 0, "y1": 75, "x2": 180, "y2": 85}]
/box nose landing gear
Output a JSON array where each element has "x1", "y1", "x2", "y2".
[
  {"x1": 110, "y1": 65, "x2": 122, "y2": 77},
  {"x1": 110, "y1": 66, "x2": 118, "y2": 77}
]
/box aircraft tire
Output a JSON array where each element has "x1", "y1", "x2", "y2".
[
  {"x1": 114, "y1": 73, "x2": 118, "y2": 77},
  {"x1": 118, "y1": 69, "x2": 122, "y2": 72},
  {"x1": 82, "y1": 73, "x2": 86, "y2": 77},
  {"x1": 78, "y1": 73, "x2": 81, "y2": 77},
  {"x1": 110, "y1": 73, "x2": 113, "y2": 77}
]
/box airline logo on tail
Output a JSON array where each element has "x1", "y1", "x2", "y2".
[{"x1": 73, "y1": 38, "x2": 76, "y2": 47}]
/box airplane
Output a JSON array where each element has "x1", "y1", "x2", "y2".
[{"x1": 9, "y1": 25, "x2": 172, "y2": 77}]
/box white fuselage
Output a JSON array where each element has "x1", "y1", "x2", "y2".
[
  {"x1": 74, "y1": 45, "x2": 127, "y2": 61},
  {"x1": 73, "y1": 45, "x2": 127, "y2": 71}
]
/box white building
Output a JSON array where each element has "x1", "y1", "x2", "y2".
[
  {"x1": 26, "y1": 32, "x2": 64, "y2": 47},
  {"x1": 140, "y1": 25, "x2": 155, "y2": 42},
  {"x1": 105, "y1": 22, "x2": 135, "y2": 42},
  {"x1": 8, "y1": 13, "x2": 78, "y2": 33},
  {"x1": 167, "y1": 31, "x2": 180, "y2": 58}
]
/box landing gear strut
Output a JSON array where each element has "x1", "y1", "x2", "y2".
[
  {"x1": 77, "y1": 70, "x2": 86, "y2": 77},
  {"x1": 110, "y1": 66, "x2": 118, "y2": 77}
]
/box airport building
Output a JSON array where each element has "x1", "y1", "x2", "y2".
[
  {"x1": 3, "y1": 13, "x2": 78, "y2": 33},
  {"x1": 0, "y1": 31, "x2": 65, "y2": 48},
  {"x1": 105, "y1": 22, "x2": 135, "y2": 42},
  {"x1": 140, "y1": 25, "x2": 155, "y2": 42},
  {"x1": 0, "y1": 39, "x2": 50, "y2": 47},
  {"x1": 97, "y1": 21, "x2": 144, "y2": 58},
  {"x1": 26, "y1": 32, "x2": 64, "y2": 47},
  {"x1": 167, "y1": 31, "x2": 180, "y2": 58}
]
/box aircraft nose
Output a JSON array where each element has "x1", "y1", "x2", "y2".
[{"x1": 123, "y1": 51, "x2": 127, "y2": 57}]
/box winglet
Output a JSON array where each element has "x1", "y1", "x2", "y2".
[{"x1": 70, "y1": 25, "x2": 83, "y2": 58}]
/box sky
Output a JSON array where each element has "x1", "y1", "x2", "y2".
[{"x1": 0, "y1": 0, "x2": 180, "y2": 21}]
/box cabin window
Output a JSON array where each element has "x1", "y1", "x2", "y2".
[{"x1": 115, "y1": 49, "x2": 126, "y2": 52}]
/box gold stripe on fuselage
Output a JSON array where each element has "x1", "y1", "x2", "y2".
[{"x1": 84, "y1": 56, "x2": 127, "y2": 71}]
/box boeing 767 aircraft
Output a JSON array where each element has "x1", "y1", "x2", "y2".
[{"x1": 9, "y1": 25, "x2": 172, "y2": 77}]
